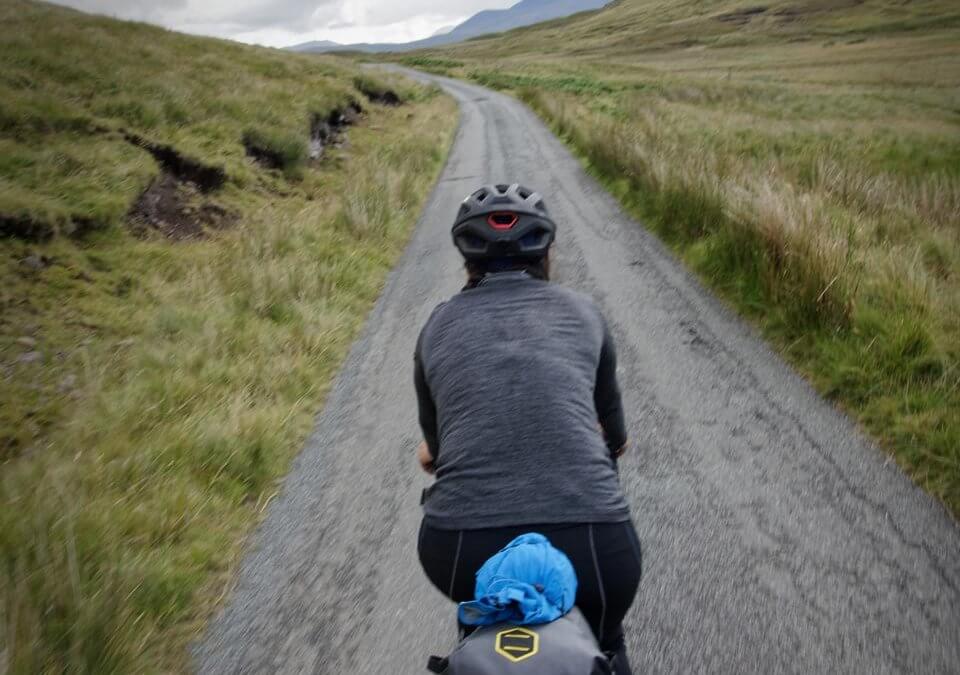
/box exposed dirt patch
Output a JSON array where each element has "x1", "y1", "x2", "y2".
[
  {"x1": 128, "y1": 173, "x2": 235, "y2": 241},
  {"x1": 242, "y1": 134, "x2": 288, "y2": 171},
  {"x1": 0, "y1": 214, "x2": 54, "y2": 242},
  {"x1": 19, "y1": 254, "x2": 54, "y2": 272},
  {"x1": 370, "y1": 89, "x2": 401, "y2": 106},
  {"x1": 774, "y1": 0, "x2": 864, "y2": 20},
  {"x1": 69, "y1": 217, "x2": 100, "y2": 238},
  {"x1": 2, "y1": 130, "x2": 229, "y2": 243},
  {"x1": 309, "y1": 102, "x2": 364, "y2": 160},
  {"x1": 124, "y1": 133, "x2": 226, "y2": 192},
  {"x1": 355, "y1": 81, "x2": 402, "y2": 106},
  {"x1": 716, "y1": 6, "x2": 768, "y2": 24},
  {"x1": 122, "y1": 132, "x2": 232, "y2": 240},
  {"x1": 0, "y1": 213, "x2": 99, "y2": 242}
]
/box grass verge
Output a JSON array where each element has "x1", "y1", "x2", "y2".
[
  {"x1": 521, "y1": 89, "x2": 958, "y2": 515},
  {"x1": 1, "y1": 1, "x2": 459, "y2": 672},
  {"x1": 2, "y1": 95, "x2": 457, "y2": 674}
]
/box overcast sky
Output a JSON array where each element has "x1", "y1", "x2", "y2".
[{"x1": 50, "y1": 0, "x2": 519, "y2": 47}]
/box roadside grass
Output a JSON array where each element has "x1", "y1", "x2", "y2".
[
  {"x1": 1, "y1": 1, "x2": 458, "y2": 672},
  {"x1": 1, "y1": 97, "x2": 456, "y2": 672},
  {"x1": 404, "y1": 0, "x2": 960, "y2": 514},
  {"x1": 399, "y1": 56, "x2": 465, "y2": 75},
  {"x1": 0, "y1": 0, "x2": 376, "y2": 238},
  {"x1": 239, "y1": 127, "x2": 310, "y2": 179},
  {"x1": 352, "y1": 73, "x2": 419, "y2": 104}
]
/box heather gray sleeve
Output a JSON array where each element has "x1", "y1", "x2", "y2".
[
  {"x1": 414, "y1": 332, "x2": 439, "y2": 459},
  {"x1": 595, "y1": 320, "x2": 627, "y2": 453}
]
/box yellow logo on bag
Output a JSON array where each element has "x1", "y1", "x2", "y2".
[{"x1": 494, "y1": 626, "x2": 539, "y2": 663}]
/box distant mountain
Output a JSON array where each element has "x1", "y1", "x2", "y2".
[
  {"x1": 286, "y1": 0, "x2": 612, "y2": 54},
  {"x1": 430, "y1": 25, "x2": 458, "y2": 38},
  {"x1": 286, "y1": 39, "x2": 342, "y2": 51},
  {"x1": 450, "y1": 0, "x2": 608, "y2": 41}
]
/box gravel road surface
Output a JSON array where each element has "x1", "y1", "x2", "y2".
[{"x1": 194, "y1": 69, "x2": 960, "y2": 674}]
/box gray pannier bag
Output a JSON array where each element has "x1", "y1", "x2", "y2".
[{"x1": 426, "y1": 608, "x2": 612, "y2": 674}]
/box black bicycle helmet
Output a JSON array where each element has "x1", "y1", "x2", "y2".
[{"x1": 452, "y1": 183, "x2": 556, "y2": 260}]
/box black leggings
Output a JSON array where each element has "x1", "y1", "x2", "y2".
[{"x1": 417, "y1": 520, "x2": 642, "y2": 653}]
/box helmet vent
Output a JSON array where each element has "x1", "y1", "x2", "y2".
[
  {"x1": 518, "y1": 188, "x2": 531, "y2": 199},
  {"x1": 488, "y1": 212, "x2": 519, "y2": 230},
  {"x1": 495, "y1": 184, "x2": 510, "y2": 193},
  {"x1": 457, "y1": 233, "x2": 486, "y2": 252},
  {"x1": 520, "y1": 228, "x2": 549, "y2": 249}
]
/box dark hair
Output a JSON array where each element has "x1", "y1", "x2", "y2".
[{"x1": 463, "y1": 254, "x2": 550, "y2": 290}]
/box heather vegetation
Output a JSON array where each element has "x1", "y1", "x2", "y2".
[
  {"x1": 0, "y1": 1, "x2": 456, "y2": 671},
  {"x1": 406, "y1": 0, "x2": 960, "y2": 514}
]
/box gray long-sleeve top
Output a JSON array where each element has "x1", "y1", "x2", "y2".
[{"x1": 414, "y1": 272, "x2": 631, "y2": 530}]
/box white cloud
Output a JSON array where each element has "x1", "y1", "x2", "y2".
[
  {"x1": 231, "y1": 15, "x2": 470, "y2": 48},
  {"x1": 49, "y1": 0, "x2": 518, "y2": 47}
]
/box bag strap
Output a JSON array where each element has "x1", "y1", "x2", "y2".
[{"x1": 426, "y1": 655, "x2": 449, "y2": 673}]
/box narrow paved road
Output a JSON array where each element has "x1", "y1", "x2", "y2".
[{"x1": 194, "y1": 70, "x2": 960, "y2": 674}]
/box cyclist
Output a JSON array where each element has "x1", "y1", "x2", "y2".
[{"x1": 414, "y1": 184, "x2": 641, "y2": 673}]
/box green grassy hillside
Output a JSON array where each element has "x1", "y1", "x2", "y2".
[
  {"x1": 0, "y1": 1, "x2": 457, "y2": 672},
  {"x1": 406, "y1": 0, "x2": 960, "y2": 515}
]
